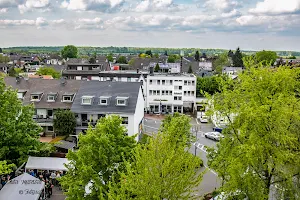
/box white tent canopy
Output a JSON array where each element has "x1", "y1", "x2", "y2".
[
  {"x1": 25, "y1": 156, "x2": 69, "y2": 171},
  {"x1": 0, "y1": 173, "x2": 45, "y2": 200}
]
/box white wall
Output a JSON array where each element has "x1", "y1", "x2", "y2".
[
  {"x1": 133, "y1": 87, "x2": 145, "y2": 141},
  {"x1": 91, "y1": 76, "x2": 100, "y2": 81}
]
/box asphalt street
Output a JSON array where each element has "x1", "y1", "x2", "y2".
[{"x1": 144, "y1": 117, "x2": 221, "y2": 196}]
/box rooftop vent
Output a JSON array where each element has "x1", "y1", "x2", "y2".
[{"x1": 60, "y1": 77, "x2": 67, "y2": 86}]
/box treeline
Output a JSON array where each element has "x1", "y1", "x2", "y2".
[{"x1": 4, "y1": 46, "x2": 300, "y2": 57}]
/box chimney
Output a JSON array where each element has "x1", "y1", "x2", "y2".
[
  {"x1": 137, "y1": 68, "x2": 139, "y2": 73},
  {"x1": 149, "y1": 66, "x2": 154, "y2": 75}
]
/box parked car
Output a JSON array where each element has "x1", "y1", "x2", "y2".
[
  {"x1": 199, "y1": 112, "x2": 208, "y2": 123},
  {"x1": 213, "y1": 125, "x2": 227, "y2": 133},
  {"x1": 204, "y1": 132, "x2": 224, "y2": 141}
]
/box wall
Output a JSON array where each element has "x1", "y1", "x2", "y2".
[{"x1": 133, "y1": 87, "x2": 145, "y2": 141}]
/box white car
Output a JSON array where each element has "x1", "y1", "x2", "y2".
[{"x1": 204, "y1": 132, "x2": 224, "y2": 141}]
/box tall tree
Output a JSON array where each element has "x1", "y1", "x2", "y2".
[
  {"x1": 145, "y1": 50, "x2": 152, "y2": 57},
  {"x1": 228, "y1": 50, "x2": 234, "y2": 58},
  {"x1": 195, "y1": 50, "x2": 200, "y2": 61},
  {"x1": 61, "y1": 45, "x2": 78, "y2": 59},
  {"x1": 154, "y1": 63, "x2": 160, "y2": 72},
  {"x1": 106, "y1": 53, "x2": 114, "y2": 62},
  {"x1": 37, "y1": 67, "x2": 61, "y2": 79},
  {"x1": 0, "y1": 48, "x2": 2, "y2": 53},
  {"x1": 108, "y1": 114, "x2": 202, "y2": 200},
  {"x1": 232, "y1": 47, "x2": 244, "y2": 67},
  {"x1": 116, "y1": 56, "x2": 127, "y2": 64},
  {"x1": 188, "y1": 65, "x2": 193, "y2": 73},
  {"x1": 213, "y1": 53, "x2": 230, "y2": 74},
  {"x1": 255, "y1": 50, "x2": 278, "y2": 66},
  {"x1": 164, "y1": 50, "x2": 168, "y2": 56},
  {"x1": 0, "y1": 78, "x2": 43, "y2": 166},
  {"x1": 128, "y1": 58, "x2": 135, "y2": 67},
  {"x1": 53, "y1": 109, "x2": 76, "y2": 136},
  {"x1": 207, "y1": 65, "x2": 300, "y2": 199},
  {"x1": 59, "y1": 115, "x2": 136, "y2": 199}
]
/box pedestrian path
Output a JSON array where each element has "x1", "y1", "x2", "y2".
[
  {"x1": 193, "y1": 142, "x2": 207, "y2": 153},
  {"x1": 49, "y1": 186, "x2": 65, "y2": 200}
]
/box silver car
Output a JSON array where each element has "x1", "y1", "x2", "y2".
[{"x1": 204, "y1": 132, "x2": 224, "y2": 141}]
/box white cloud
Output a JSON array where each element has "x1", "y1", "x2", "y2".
[
  {"x1": 134, "y1": 0, "x2": 181, "y2": 12},
  {"x1": 0, "y1": 8, "x2": 7, "y2": 13},
  {"x1": 74, "y1": 17, "x2": 104, "y2": 29},
  {"x1": 36, "y1": 17, "x2": 48, "y2": 27},
  {"x1": 249, "y1": 0, "x2": 300, "y2": 14},
  {"x1": 0, "y1": 19, "x2": 36, "y2": 26},
  {"x1": 18, "y1": 0, "x2": 50, "y2": 14},
  {"x1": 61, "y1": 0, "x2": 124, "y2": 12},
  {"x1": 52, "y1": 19, "x2": 65, "y2": 24},
  {"x1": 221, "y1": 9, "x2": 240, "y2": 18},
  {"x1": 204, "y1": 0, "x2": 239, "y2": 12}
]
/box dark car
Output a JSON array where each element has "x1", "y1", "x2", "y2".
[{"x1": 213, "y1": 126, "x2": 226, "y2": 133}]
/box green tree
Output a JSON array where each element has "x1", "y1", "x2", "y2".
[
  {"x1": 195, "y1": 50, "x2": 200, "y2": 61},
  {"x1": 154, "y1": 53, "x2": 159, "y2": 58},
  {"x1": 37, "y1": 67, "x2": 61, "y2": 79},
  {"x1": 0, "y1": 161, "x2": 15, "y2": 175},
  {"x1": 0, "y1": 48, "x2": 2, "y2": 53},
  {"x1": 232, "y1": 47, "x2": 244, "y2": 67},
  {"x1": 188, "y1": 65, "x2": 193, "y2": 73},
  {"x1": 116, "y1": 56, "x2": 127, "y2": 64},
  {"x1": 8, "y1": 67, "x2": 17, "y2": 77},
  {"x1": 255, "y1": 50, "x2": 278, "y2": 66},
  {"x1": 128, "y1": 58, "x2": 135, "y2": 67},
  {"x1": 164, "y1": 50, "x2": 168, "y2": 56},
  {"x1": 89, "y1": 57, "x2": 96, "y2": 64},
  {"x1": 0, "y1": 78, "x2": 43, "y2": 166},
  {"x1": 53, "y1": 109, "x2": 76, "y2": 136},
  {"x1": 213, "y1": 53, "x2": 230, "y2": 74},
  {"x1": 167, "y1": 54, "x2": 178, "y2": 63},
  {"x1": 59, "y1": 115, "x2": 136, "y2": 200},
  {"x1": 61, "y1": 45, "x2": 78, "y2": 59},
  {"x1": 106, "y1": 53, "x2": 114, "y2": 62},
  {"x1": 196, "y1": 76, "x2": 224, "y2": 97},
  {"x1": 207, "y1": 65, "x2": 300, "y2": 199},
  {"x1": 287, "y1": 56, "x2": 296, "y2": 59},
  {"x1": 145, "y1": 50, "x2": 152, "y2": 57},
  {"x1": 154, "y1": 63, "x2": 160, "y2": 72},
  {"x1": 108, "y1": 114, "x2": 202, "y2": 200},
  {"x1": 0, "y1": 54, "x2": 9, "y2": 63}
]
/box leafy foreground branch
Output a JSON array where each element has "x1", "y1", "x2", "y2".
[
  {"x1": 108, "y1": 114, "x2": 203, "y2": 200},
  {"x1": 207, "y1": 66, "x2": 300, "y2": 200}
]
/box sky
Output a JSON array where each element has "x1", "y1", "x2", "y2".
[{"x1": 0, "y1": 0, "x2": 300, "y2": 51}]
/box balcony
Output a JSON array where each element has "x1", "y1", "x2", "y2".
[{"x1": 33, "y1": 115, "x2": 53, "y2": 123}]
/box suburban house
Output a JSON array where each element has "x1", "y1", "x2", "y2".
[
  {"x1": 146, "y1": 72, "x2": 197, "y2": 114},
  {"x1": 71, "y1": 81, "x2": 144, "y2": 140},
  {"x1": 45, "y1": 54, "x2": 63, "y2": 65},
  {"x1": 4, "y1": 77, "x2": 81, "y2": 135},
  {"x1": 148, "y1": 62, "x2": 181, "y2": 73},
  {"x1": 223, "y1": 67, "x2": 244, "y2": 79},
  {"x1": 62, "y1": 62, "x2": 110, "y2": 80}
]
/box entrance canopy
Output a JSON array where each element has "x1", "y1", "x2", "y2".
[
  {"x1": 25, "y1": 156, "x2": 69, "y2": 171},
  {"x1": 0, "y1": 173, "x2": 44, "y2": 200}
]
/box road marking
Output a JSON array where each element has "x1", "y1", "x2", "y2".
[
  {"x1": 204, "y1": 164, "x2": 218, "y2": 176},
  {"x1": 144, "y1": 118, "x2": 148, "y2": 122}
]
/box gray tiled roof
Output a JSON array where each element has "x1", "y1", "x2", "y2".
[
  {"x1": 4, "y1": 77, "x2": 81, "y2": 109},
  {"x1": 54, "y1": 140, "x2": 76, "y2": 150},
  {"x1": 71, "y1": 81, "x2": 141, "y2": 114}
]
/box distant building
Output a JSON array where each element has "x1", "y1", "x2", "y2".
[{"x1": 62, "y1": 63, "x2": 110, "y2": 80}]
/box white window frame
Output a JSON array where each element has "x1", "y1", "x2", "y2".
[
  {"x1": 62, "y1": 95, "x2": 73, "y2": 102},
  {"x1": 99, "y1": 96, "x2": 111, "y2": 106},
  {"x1": 121, "y1": 117, "x2": 129, "y2": 125},
  {"x1": 31, "y1": 95, "x2": 40, "y2": 102},
  {"x1": 17, "y1": 92, "x2": 24, "y2": 99},
  {"x1": 47, "y1": 95, "x2": 55, "y2": 102},
  {"x1": 117, "y1": 99, "x2": 126, "y2": 106},
  {"x1": 81, "y1": 97, "x2": 93, "y2": 105}
]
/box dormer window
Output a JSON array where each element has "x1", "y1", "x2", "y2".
[
  {"x1": 47, "y1": 93, "x2": 58, "y2": 102},
  {"x1": 30, "y1": 92, "x2": 43, "y2": 102},
  {"x1": 99, "y1": 96, "x2": 111, "y2": 106},
  {"x1": 116, "y1": 97, "x2": 129, "y2": 106},
  {"x1": 62, "y1": 93, "x2": 75, "y2": 103},
  {"x1": 81, "y1": 96, "x2": 94, "y2": 105},
  {"x1": 17, "y1": 90, "x2": 27, "y2": 100}
]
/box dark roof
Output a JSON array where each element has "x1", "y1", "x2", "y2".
[
  {"x1": 54, "y1": 140, "x2": 76, "y2": 150},
  {"x1": 62, "y1": 70, "x2": 100, "y2": 75},
  {"x1": 4, "y1": 77, "x2": 81, "y2": 109},
  {"x1": 67, "y1": 58, "x2": 88, "y2": 64},
  {"x1": 71, "y1": 81, "x2": 141, "y2": 114}
]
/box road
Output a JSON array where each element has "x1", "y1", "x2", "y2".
[{"x1": 144, "y1": 117, "x2": 221, "y2": 196}]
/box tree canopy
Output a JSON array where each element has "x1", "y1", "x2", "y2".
[
  {"x1": 196, "y1": 76, "x2": 224, "y2": 97},
  {"x1": 116, "y1": 56, "x2": 127, "y2": 64},
  {"x1": 207, "y1": 65, "x2": 300, "y2": 199},
  {"x1": 195, "y1": 50, "x2": 200, "y2": 61},
  {"x1": 36, "y1": 67, "x2": 61, "y2": 79},
  {"x1": 0, "y1": 54, "x2": 9, "y2": 63},
  {"x1": 108, "y1": 114, "x2": 202, "y2": 200},
  {"x1": 213, "y1": 53, "x2": 230, "y2": 74},
  {"x1": 255, "y1": 50, "x2": 278, "y2": 66},
  {"x1": 232, "y1": 47, "x2": 244, "y2": 67},
  {"x1": 0, "y1": 78, "x2": 43, "y2": 166},
  {"x1": 167, "y1": 54, "x2": 179, "y2": 63},
  {"x1": 61, "y1": 45, "x2": 78, "y2": 59},
  {"x1": 59, "y1": 115, "x2": 136, "y2": 199},
  {"x1": 145, "y1": 50, "x2": 152, "y2": 57},
  {"x1": 106, "y1": 53, "x2": 114, "y2": 62},
  {"x1": 154, "y1": 63, "x2": 160, "y2": 72},
  {"x1": 53, "y1": 109, "x2": 76, "y2": 136}
]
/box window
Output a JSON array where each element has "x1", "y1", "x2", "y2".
[
  {"x1": 165, "y1": 91, "x2": 168, "y2": 95},
  {"x1": 192, "y1": 81, "x2": 195, "y2": 85},
  {"x1": 117, "y1": 99, "x2": 126, "y2": 105},
  {"x1": 170, "y1": 91, "x2": 172, "y2": 95},
  {"x1": 47, "y1": 126, "x2": 54, "y2": 132},
  {"x1": 157, "y1": 80, "x2": 160, "y2": 85},
  {"x1": 170, "y1": 80, "x2": 173, "y2": 85},
  {"x1": 121, "y1": 117, "x2": 129, "y2": 124},
  {"x1": 81, "y1": 96, "x2": 93, "y2": 105},
  {"x1": 174, "y1": 96, "x2": 182, "y2": 101},
  {"x1": 162, "y1": 80, "x2": 165, "y2": 85},
  {"x1": 149, "y1": 90, "x2": 153, "y2": 95},
  {"x1": 192, "y1": 91, "x2": 195, "y2": 95},
  {"x1": 157, "y1": 90, "x2": 160, "y2": 95},
  {"x1": 150, "y1": 80, "x2": 153, "y2": 85},
  {"x1": 101, "y1": 99, "x2": 107, "y2": 104},
  {"x1": 17, "y1": 92, "x2": 24, "y2": 99},
  {"x1": 127, "y1": 77, "x2": 131, "y2": 82},
  {"x1": 179, "y1": 86, "x2": 182, "y2": 90},
  {"x1": 162, "y1": 90, "x2": 165, "y2": 95},
  {"x1": 63, "y1": 96, "x2": 72, "y2": 102},
  {"x1": 47, "y1": 110, "x2": 53, "y2": 117},
  {"x1": 184, "y1": 91, "x2": 187, "y2": 95},
  {"x1": 47, "y1": 95, "x2": 55, "y2": 102},
  {"x1": 174, "y1": 96, "x2": 177, "y2": 100},
  {"x1": 153, "y1": 90, "x2": 157, "y2": 95},
  {"x1": 184, "y1": 80, "x2": 187, "y2": 85},
  {"x1": 31, "y1": 95, "x2": 40, "y2": 101}
]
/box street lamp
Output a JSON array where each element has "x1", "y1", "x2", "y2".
[{"x1": 192, "y1": 125, "x2": 200, "y2": 156}]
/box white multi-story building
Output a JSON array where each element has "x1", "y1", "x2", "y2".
[{"x1": 146, "y1": 73, "x2": 197, "y2": 114}]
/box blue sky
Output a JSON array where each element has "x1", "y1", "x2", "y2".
[{"x1": 0, "y1": 0, "x2": 300, "y2": 51}]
